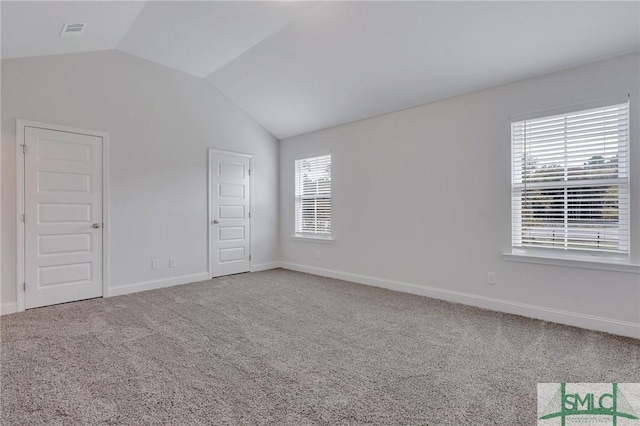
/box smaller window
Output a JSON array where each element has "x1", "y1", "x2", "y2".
[{"x1": 295, "y1": 154, "x2": 332, "y2": 238}]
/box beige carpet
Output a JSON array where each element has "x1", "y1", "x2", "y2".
[{"x1": 2, "y1": 269, "x2": 638, "y2": 425}]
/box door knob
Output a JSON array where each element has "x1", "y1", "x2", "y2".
[
  {"x1": 92, "y1": 223, "x2": 101, "y2": 229},
  {"x1": 212, "y1": 219, "x2": 219, "y2": 224}
]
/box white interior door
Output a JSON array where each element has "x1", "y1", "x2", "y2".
[
  {"x1": 209, "y1": 151, "x2": 251, "y2": 278},
  {"x1": 24, "y1": 126, "x2": 103, "y2": 309}
]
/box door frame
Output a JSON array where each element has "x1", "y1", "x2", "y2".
[
  {"x1": 207, "y1": 148, "x2": 253, "y2": 278},
  {"x1": 16, "y1": 119, "x2": 110, "y2": 312}
]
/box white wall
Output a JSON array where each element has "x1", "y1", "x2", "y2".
[
  {"x1": 1, "y1": 50, "x2": 279, "y2": 307},
  {"x1": 280, "y1": 53, "x2": 640, "y2": 337}
]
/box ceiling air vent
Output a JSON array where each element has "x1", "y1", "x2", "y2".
[{"x1": 60, "y1": 23, "x2": 86, "y2": 37}]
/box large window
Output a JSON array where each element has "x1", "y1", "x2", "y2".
[
  {"x1": 295, "y1": 154, "x2": 332, "y2": 237},
  {"x1": 511, "y1": 102, "x2": 630, "y2": 257}
]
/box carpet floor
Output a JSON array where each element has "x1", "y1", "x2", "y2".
[{"x1": 1, "y1": 269, "x2": 638, "y2": 425}]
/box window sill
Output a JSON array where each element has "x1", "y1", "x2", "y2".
[
  {"x1": 291, "y1": 235, "x2": 336, "y2": 244},
  {"x1": 503, "y1": 251, "x2": 640, "y2": 274}
]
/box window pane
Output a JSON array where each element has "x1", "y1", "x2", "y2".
[
  {"x1": 511, "y1": 102, "x2": 629, "y2": 256},
  {"x1": 295, "y1": 154, "x2": 332, "y2": 236}
]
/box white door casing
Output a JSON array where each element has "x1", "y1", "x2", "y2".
[
  {"x1": 20, "y1": 124, "x2": 106, "y2": 309},
  {"x1": 208, "y1": 149, "x2": 252, "y2": 278}
]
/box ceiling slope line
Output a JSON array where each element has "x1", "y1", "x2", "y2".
[
  {"x1": 204, "y1": 1, "x2": 322, "y2": 81},
  {"x1": 204, "y1": 77, "x2": 281, "y2": 142},
  {"x1": 113, "y1": 0, "x2": 149, "y2": 50}
]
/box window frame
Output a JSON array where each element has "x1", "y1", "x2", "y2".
[
  {"x1": 294, "y1": 153, "x2": 333, "y2": 241},
  {"x1": 509, "y1": 99, "x2": 631, "y2": 263}
]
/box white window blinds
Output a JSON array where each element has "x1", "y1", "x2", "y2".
[
  {"x1": 295, "y1": 154, "x2": 332, "y2": 236},
  {"x1": 511, "y1": 102, "x2": 630, "y2": 256}
]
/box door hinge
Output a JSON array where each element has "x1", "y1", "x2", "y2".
[
  {"x1": 22, "y1": 214, "x2": 26, "y2": 223},
  {"x1": 248, "y1": 212, "x2": 251, "y2": 219},
  {"x1": 249, "y1": 254, "x2": 252, "y2": 261},
  {"x1": 22, "y1": 282, "x2": 26, "y2": 292},
  {"x1": 248, "y1": 169, "x2": 252, "y2": 176},
  {"x1": 22, "y1": 145, "x2": 27, "y2": 155}
]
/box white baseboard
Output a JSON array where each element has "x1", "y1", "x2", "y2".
[
  {"x1": 251, "y1": 262, "x2": 282, "y2": 272},
  {"x1": 280, "y1": 262, "x2": 640, "y2": 339},
  {"x1": 108, "y1": 272, "x2": 210, "y2": 297},
  {"x1": 0, "y1": 302, "x2": 18, "y2": 316}
]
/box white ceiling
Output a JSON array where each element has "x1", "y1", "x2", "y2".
[
  {"x1": 1, "y1": 1, "x2": 145, "y2": 59},
  {"x1": 2, "y1": 1, "x2": 639, "y2": 139},
  {"x1": 117, "y1": 1, "x2": 315, "y2": 78}
]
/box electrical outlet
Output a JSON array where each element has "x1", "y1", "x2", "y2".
[
  {"x1": 487, "y1": 272, "x2": 496, "y2": 285},
  {"x1": 315, "y1": 250, "x2": 321, "y2": 259},
  {"x1": 152, "y1": 260, "x2": 159, "y2": 270},
  {"x1": 169, "y1": 258, "x2": 176, "y2": 268}
]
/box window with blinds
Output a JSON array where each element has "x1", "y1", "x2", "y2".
[
  {"x1": 511, "y1": 101, "x2": 630, "y2": 257},
  {"x1": 295, "y1": 154, "x2": 332, "y2": 237}
]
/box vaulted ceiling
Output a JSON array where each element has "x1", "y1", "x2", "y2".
[{"x1": 3, "y1": 1, "x2": 639, "y2": 139}]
